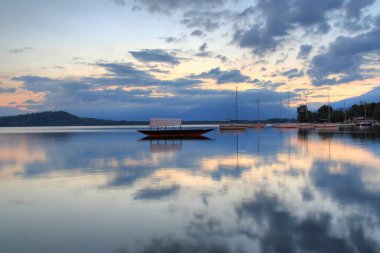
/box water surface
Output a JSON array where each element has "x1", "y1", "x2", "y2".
[{"x1": 0, "y1": 126, "x2": 379, "y2": 253}]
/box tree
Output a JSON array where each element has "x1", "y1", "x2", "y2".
[
  {"x1": 373, "y1": 103, "x2": 380, "y2": 120},
  {"x1": 297, "y1": 105, "x2": 312, "y2": 122},
  {"x1": 317, "y1": 105, "x2": 334, "y2": 122}
]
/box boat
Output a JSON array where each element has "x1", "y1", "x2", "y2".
[
  {"x1": 276, "y1": 93, "x2": 298, "y2": 129},
  {"x1": 297, "y1": 123, "x2": 314, "y2": 129},
  {"x1": 338, "y1": 123, "x2": 355, "y2": 129},
  {"x1": 314, "y1": 123, "x2": 339, "y2": 130},
  {"x1": 138, "y1": 118, "x2": 214, "y2": 138},
  {"x1": 220, "y1": 86, "x2": 248, "y2": 131},
  {"x1": 357, "y1": 120, "x2": 372, "y2": 127},
  {"x1": 219, "y1": 123, "x2": 248, "y2": 131},
  {"x1": 276, "y1": 123, "x2": 298, "y2": 129},
  {"x1": 248, "y1": 99, "x2": 265, "y2": 129},
  {"x1": 314, "y1": 95, "x2": 338, "y2": 130}
]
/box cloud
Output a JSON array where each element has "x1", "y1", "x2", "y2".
[
  {"x1": 191, "y1": 30, "x2": 203, "y2": 37},
  {"x1": 112, "y1": 0, "x2": 126, "y2": 6},
  {"x1": 190, "y1": 67, "x2": 250, "y2": 84},
  {"x1": 181, "y1": 10, "x2": 231, "y2": 32},
  {"x1": 8, "y1": 47, "x2": 32, "y2": 54},
  {"x1": 130, "y1": 0, "x2": 228, "y2": 14},
  {"x1": 281, "y1": 68, "x2": 305, "y2": 79},
  {"x1": 233, "y1": 0, "x2": 349, "y2": 55},
  {"x1": 307, "y1": 16, "x2": 380, "y2": 85},
  {"x1": 97, "y1": 62, "x2": 154, "y2": 79},
  {"x1": 162, "y1": 36, "x2": 183, "y2": 43},
  {"x1": 216, "y1": 55, "x2": 227, "y2": 63},
  {"x1": 129, "y1": 49, "x2": 181, "y2": 65},
  {"x1": 297, "y1": 45, "x2": 313, "y2": 59},
  {"x1": 0, "y1": 86, "x2": 16, "y2": 93},
  {"x1": 134, "y1": 185, "x2": 180, "y2": 200},
  {"x1": 199, "y1": 42, "x2": 207, "y2": 52},
  {"x1": 24, "y1": 99, "x2": 39, "y2": 105},
  {"x1": 345, "y1": 0, "x2": 375, "y2": 20}
]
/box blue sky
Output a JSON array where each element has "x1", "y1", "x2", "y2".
[{"x1": 0, "y1": 0, "x2": 380, "y2": 120}]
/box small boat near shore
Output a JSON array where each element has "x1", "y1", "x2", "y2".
[
  {"x1": 219, "y1": 123, "x2": 247, "y2": 131},
  {"x1": 297, "y1": 123, "x2": 314, "y2": 129},
  {"x1": 276, "y1": 123, "x2": 298, "y2": 129},
  {"x1": 138, "y1": 118, "x2": 214, "y2": 138},
  {"x1": 314, "y1": 123, "x2": 339, "y2": 130},
  {"x1": 338, "y1": 123, "x2": 355, "y2": 129}
]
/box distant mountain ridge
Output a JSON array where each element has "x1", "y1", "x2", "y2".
[{"x1": 0, "y1": 111, "x2": 147, "y2": 127}]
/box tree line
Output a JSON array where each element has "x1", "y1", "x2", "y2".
[{"x1": 297, "y1": 102, "x2": 380, "y2": 123}]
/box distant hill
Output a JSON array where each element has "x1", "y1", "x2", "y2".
[{"x1": 0, "y1": 111, "x2": 147, "y2": 127}]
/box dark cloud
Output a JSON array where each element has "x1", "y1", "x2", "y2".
[
  {"x1": 24, "y1": 99, "x2": 39, "y2": 105},
  {"x1": 129, "y1": 49, "x2": 181, "y2": 65},
  {"x1": 162, "y1": 36, "x2": 183, "y2": 43},
  {"x1": 195, "y1": 51, "x2": 212, "y2": 58},
  {"x1": 112, "y1": 0, "x2": 126, "y2": 6},
  {"x1": 345, "y1": 0, "x2": 375, "y2": 20},
  {"x1": 97, "y1": 62, "x2": 155, "y2": 79},
  {"x1": 132, "y1": 237, "x2": 235, "y2": 253},
  {"x1": 281, "y1": 68, "x2": 305, "y2": 79},
  {"x1": 216, "y1": 55, "x2": 227, "y2": 63},
  {"x1": 199, "y1": 42, "x2": 207, "y2": 52},
  {"x1": 8, "y1": 47, "x2": 32, "y2": 54},
  {"x1": 134, "y1": 184, "x2": 179, "y2": 200},
  {"x1": 297, "y1": 45, "x2": 313, "y2": 59},
  {"x1": 130, "y1": 0, "x2": 228, "y2": 14},
  {"x1": 0, "y1": 86, "x2": 16, "y2": 93},
  {"x1": 308, "y1": 17, "x2": 380, "y2": 86},
  {"x1": 149, "y1": 68, "x2": 170, "y2": 74},
  {"x1": 181, "y1": 10, "x2": 231, "y2": 32},
  {"x1": 233, "y1": 0, "x2": 347, "y2": 55},
  {"x1": 190, "y1": 67, "x2": 250, "y2": 84},
  {"x1": 191, "y1": 30, "x2": 204, "y2": 37}
]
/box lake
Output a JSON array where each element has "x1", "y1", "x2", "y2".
[{"x1": 0, "y1": 126, "x2": 379, "y2": 253}]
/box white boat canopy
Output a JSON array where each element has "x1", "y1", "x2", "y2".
[{"x1": 150, "y1": 118, "x2": 182, "y2": 128}]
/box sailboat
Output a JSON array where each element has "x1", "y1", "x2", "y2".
[
  {"x1": 314, "y1": 94, "x2": 338, "y2": 130},
  {"x1": 220, "y1": 86, "x2": 248, "y2": 131},
  {"x1": 298, "y1": 94, "x2": 314, "y2": 129},
  {"x1": 277, "y1": 92, "x2": 298, "y2": 129},
  {"x1": 338, "y1": 99, "x2": 355, "y2": 128},
  {"x1": 356, "y1": 102, "x2": 372, "y2": 127},
  {"x1": 249, "y1": 99, "x2": 265, "y2": 128}
]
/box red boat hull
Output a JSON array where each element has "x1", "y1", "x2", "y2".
[{"x1": 138, "y1": 128, "x2": 213, "y2": 138}]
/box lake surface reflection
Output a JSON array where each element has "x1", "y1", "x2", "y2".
[{"x1": 0, "y1": 127, "x2": 379, "y2": 253}]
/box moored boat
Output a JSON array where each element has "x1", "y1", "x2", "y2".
[
  {"x1": 138, "y1": 118, "x2": 214, "y2": 137},
  {"x1": 338, "y1": 123, "x2": 355, "y2": 129},
  {"x1": 219, "y1": 123, "x2": 247, "y2": 131},
  {"x1": 314, "y1": 123, "x2": 339, "y2": 130},
  {"x1": 297, "y1": 123, "x2": 314, "y2": 129},
  {"x1": 276, "y1": 123, "x2": 298, "y2": 129}
]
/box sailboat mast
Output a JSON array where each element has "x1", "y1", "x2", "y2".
[
  {"x1": 288, "y1": 92, "x2": 290, "y2": 123},
  {"x1": 344, "y1": 100, "x2": 347, "y2": 123},
  {"x1": 328, "y1": 94, "x2": 331, "y2": 123},
  {"x1": 305, "y1": 95, "x2": 308, "y2": 122},
  {"x1": 257, "y1": 99, "x2": 260, "y2": 123},
  {"x1": 235, "y1": 85, "x2": 238, "y2": 121}
]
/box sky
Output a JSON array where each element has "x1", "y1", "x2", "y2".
[{"x1": 0, "y1": 0, "x2": 380, "y2": 120}]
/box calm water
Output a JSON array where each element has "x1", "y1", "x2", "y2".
[{"x1": 0, "y1": 126, "x2": 380, "y2": 253}]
